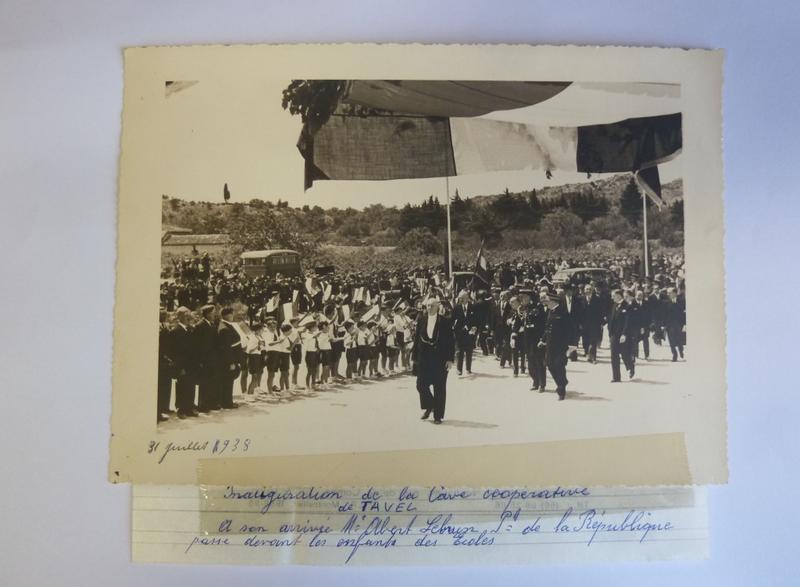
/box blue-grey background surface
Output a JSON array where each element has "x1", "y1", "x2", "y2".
[{"x1": 1, "y1": 1, "x2": 797, "y2": 585}]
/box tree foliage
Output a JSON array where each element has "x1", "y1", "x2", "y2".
[
  {"x1": 161, "y1": 174, "x2": 685, "y2": 255},
  {"x1": 619, "y1": 177, "x2": 652, "y2": 225},
  {"x1": 399, "y1": 227, "x2": 442, "y2": 255},
  {"x1": 281, "y1": 80, "x2": 348, "y2": 129},
  {"x1": 227, "y1": 206, "x2": 316, "y2": 257},
  {"x1": 536, "y1": 209, "x2": 587, "y2": 249}
]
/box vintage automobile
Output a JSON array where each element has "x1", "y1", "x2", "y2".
[
  {"x1": 551, "y1": 267, "x2": 618, "y2": 288},
  {"x1": 240, "y1": 249, "x2": 302, "y2": 278}
]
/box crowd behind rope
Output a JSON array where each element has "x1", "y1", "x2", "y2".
[{"x1": 156, "y1": 251, "x2": 686, "y2": 423}]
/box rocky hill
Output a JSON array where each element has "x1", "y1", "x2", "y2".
[{"x1": 471, "y1": 174, "x2": 682, "y2": 207}]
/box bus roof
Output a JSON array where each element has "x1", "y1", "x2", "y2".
[{"x1": 240, "y1": 249, "x2": 299, "y2": 259}]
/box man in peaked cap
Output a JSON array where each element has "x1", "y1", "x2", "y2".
[{"x1": 525, "y1": 290, "x2": 548, "y2": 392}]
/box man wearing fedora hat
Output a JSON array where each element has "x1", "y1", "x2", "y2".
[{"x1": 411, "y1": 297, "x2": 455, "y2": 424}]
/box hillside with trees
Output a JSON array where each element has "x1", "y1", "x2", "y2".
[{"x1": 162, "y1": 174, "x2": 683, "y2": 267}]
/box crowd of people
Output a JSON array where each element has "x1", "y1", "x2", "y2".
[{"x1": 156, "y1": 251, "x2": 686, "y2": 424}]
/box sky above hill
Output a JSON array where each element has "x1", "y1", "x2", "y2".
[{"x1": 157, "y1": 78, "x2": 682, "y2": 210}]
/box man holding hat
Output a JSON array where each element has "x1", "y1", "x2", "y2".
[
  {"x1": 172, "y1": 306, "x2": 198, "y2": 419},
  {"x1": 411, "y1": 297, "x2": 455, "y2": 424}
]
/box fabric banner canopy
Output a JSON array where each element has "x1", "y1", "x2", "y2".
[
  {"x1": 296, "y1": 79, "x2": 681, "y2": 206},
  {"x1": 342, "y1": 80, "x2": 571, "y2": 118},
  {"x1": 302, "y1": 111, "x2": 681, "y2": 204}
]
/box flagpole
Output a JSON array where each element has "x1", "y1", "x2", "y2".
[
  {"x1": 445, "y1": 175, "x2": 453, "y2": 280},
  {"x1": 642, "y1": 180, "x2": 650, "y2": 279}
]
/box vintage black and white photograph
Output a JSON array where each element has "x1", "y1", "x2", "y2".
[
  {"x1": 157, "y1": 79, "x2": 686, "y2": 422},
  {"x1": 110, "y1": 45, "x2": 724, "y2": 485}
]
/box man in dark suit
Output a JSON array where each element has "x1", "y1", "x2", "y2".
[
  {"x1": 541, "y1": 293, "x2": 574, "y2": 401},
  {"x1": 172, "y1": 306, "x2": 198, "y2": 419},
  {"x1": 411, "y1": 297, "x2": 455, "y2": 424},
  {"x1": 634, "y1": 289, "x2": 652, "y2": 359},
  {"x1": 578, "y1": 284, "x2": 604, "y2": 363},
  {"x1": 607, "y1": 290, "x2": 633, "y2": 382},
  {"x1": 662, "y1": 287, "x2": 686, "y2": 361},
  {"x1": 452, "y1": 290, "x2": 481, "y2": 376},
  {"x1": 193, "y1": 304, "x2": 219, "y2": 412},
  {"x1": 216, "y1": 306, "x2": 242, "y2": 409},
  {"x1": 494, "y1": 290, "x2": 513, "y2": 367},
  {"x1": 508, "y1": 296, "x2": 526, "y2": 377},
  {"x1": 524, "y1": 291, "x2": 548, "y2": 392},
  {"x1": 157, "y1": 309, "x2": 174, "y2": 423},
  {"x1": 474, "y1": 290, "x2": 492, "y2": 356},
  {"x1": 622, "y1": 290, "x2": 641, "y2": 376},
  {"x1": 483, "y1": 289, "x2": 501, "y2": 357},
  {"x1": 595, "y1": 281, "x2": 613, "y2": 348},
  {"x1": 559, "y1": 283, "x2": 580, "y2": 326}
]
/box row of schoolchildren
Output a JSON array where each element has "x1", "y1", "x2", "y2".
[{"x1": 233, "y1": 311, "x2": 416, "y2": 396}]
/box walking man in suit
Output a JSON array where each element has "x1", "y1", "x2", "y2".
[
  {"x1": 663, "y1": 287, "x2": 686, "y2": 361},
  {"x1": 541, "y1": 293, "x2": 574, "y2": 401},
  {"x1": 634, "y1": 289, "x2": 652, "y2": 360},
  {"x1": 623, "y1": 289, "x2": 640, "y2": 377},
  {"x1": 216, "y1": 306, "x2": 242, "y2": 409},
  {"x1": 411, "y1": 297, "x2": 455, "y2": 425},
  {"x1": 608, "y1": 289, "x2": 633, "y2": 382},
  {"x1": 494, "y1": 290, "x2": 512, "y2": 367},
  {"x1": 579, "y1": 284, "x2": 604, "y2": 364},
  {"x1": 524, "y1": 291, "x2": 548, "y2": 392},
  {"x1": 452, "y1": 289, "x2": 480, "y2": 376}
]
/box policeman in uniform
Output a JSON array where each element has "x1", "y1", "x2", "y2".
[{"x1": 524, "y1": 289, "x2": 548, "y2": 392}]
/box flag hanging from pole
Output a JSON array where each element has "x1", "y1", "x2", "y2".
[
  {"x1": 633, "y1": 166, "x2": 666, "y2": 209},
  {"x1": 265, "y1": 293, "x2": 280, "y2": 313},
  {"x1": 472, "y1": 241, "x2": 491, "y2": 287}
]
